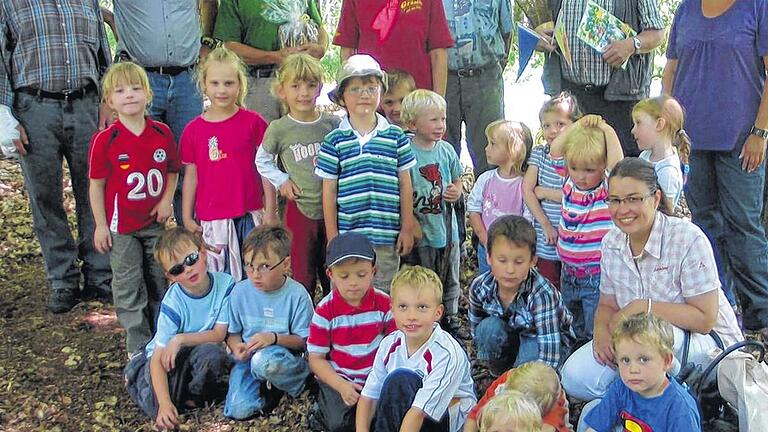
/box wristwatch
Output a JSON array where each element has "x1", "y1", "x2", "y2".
[
  {"x1": 201, "y1": 36, "x2": 223, "y2": 50},
  {"x1": 750, "y1": 125, "x2": 768, "y2": 140},
  {"x1": 632, "y1": 37, "x2": 642, "y2": 54}
]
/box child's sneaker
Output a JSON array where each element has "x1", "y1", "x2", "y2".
[{"x1": 442, "y1": 315, "x2": 470, "y2": 340}]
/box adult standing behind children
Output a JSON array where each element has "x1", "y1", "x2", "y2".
[
  {"x1": 334, "y1": 0, "x2": 454, "y2": 95},
  {"x1": 315, "y1": 55, "x2": 417, "y2": 292},
  {"x1": 1, "y1": 0, "x2": 113, "y2": 313},
  {"x1": 441, "y1": 0, "x2": 512, "y2": 173},
  {"x1": 538, "y1": 0, "x2": 664, "y2": 156},
  {"x1": 214, "y1": 0, "x2": 328, "y2": 122}
]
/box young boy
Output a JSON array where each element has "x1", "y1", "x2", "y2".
[
  {"x1": 88, "y1": 62, "x2": 179, "y2": 355},
  {"x1": 256, "y1": 53, "x2": 341, "y2": 297},
  {"x1": 223, "y1": 226, "x2": 314, "y2": 419},
  {"x1": 357, "y1": 266, "x2": 476, "y2": 432},
  {"x1": 123, "y1": 227, "x2": 233, "y2": 430},
  {"x1": 469, "y1": 215, "x2": 575, "y2": 375},
  {"x1": 307, "y1": 231, "x2": 397, "y2": 431},
  {"x1": 580, "y1": 313, "x2": 700, "y2": 431},
  {"x1": 315, "y1": 54, "x2": 417, "y2": 293},
  {"x1": 380, "y1": 69, "x2": 417, "y2": 128},
  {"x1": 401, "y1": 89, "x2": 466, "y2": 339}
]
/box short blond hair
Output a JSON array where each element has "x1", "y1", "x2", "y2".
[
  {"x1": 385, "y1": 69, "x2": 416, "y2": 95},
  {"x1": 505, "y1": 362, "x2": 561, "y2": 416},
  {"x1": 196, "y1": 46, "x2": 248, "y2": 107},
  {"x1": 612, "y1": 313, "x2": 674, "y2": 358},
  {"x1": 401, "y1": 89, "x2": 446, "y2": 126},
  {"x1": 100, "y1": 61, "x2": 153, "y2": 104},
  {"x1": 271, "y1": 53, "x2": 325, "y2": 97},
  {"x1": 561, "y1": 124, "x2": 607, "y2": 166},
  {"x1": 479, "y1": 390, "x2": 543, "y2": 432},
  {"x1": 390, "y1": 265, "x2": 443, "y2": 305},
  {"x1": 154, "y1": 227, "x2": 205, "y2": 270}
]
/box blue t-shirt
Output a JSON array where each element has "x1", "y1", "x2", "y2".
[
  {"x1": 668, "y1": 0, "x2": 768, "y2": 151},
  {"x1": 228, "y1": 276, "x2": 314, "y2": 341},
  {"x1": 145, "y1": 272, "x2": 235, "y2": 358},
  {"x1": 584, "y1": 376, "x2": 700, "y2": 432},
  {"x1": 410, "y1": 140, "x2": 462, "y2": 248}
]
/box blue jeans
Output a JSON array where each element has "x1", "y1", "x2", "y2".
[
  {"x1": 371, "y1": 369, "x2": 449, "y2": 432},
  {"x1": 224, "y1": 345, "x2": 309, "y2": 419},
  {"x1": 561, "y1": 263, "x2": 600, "y2": 341},
  {"x1": 687, "y1": 149, "x2": 768, "y2": 330},
  {"x1": 147, "y1": 70, "x2": 203, "y2": 225},
  {"x1": 477, "y1": 243, "x2": 490, "y2": 275},
  {"x1": 474, "y1": 316, "x2": 538, "y2": 376}
]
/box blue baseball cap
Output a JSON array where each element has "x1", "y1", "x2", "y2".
[{"x1": 326, "y1": 232, "x2": 375, "y2": 268}]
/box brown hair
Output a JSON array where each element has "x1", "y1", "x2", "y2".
[
  {"x1": 154, "y1": 227, "x2": 205, "y2": 269},
  {"x1": 487, "y1": 215, "x2": 537, "y2": 257},
  {"x1": 385, "y1": 69, "x2": 416, "y2": 95},
  {"x1": 539, "y1": 91, "x2": 583, "y2": 122},
  {"x1": 609, "y1": 157, "x2": 674, "y2": 216},
  {"x1": 242, "y1": 226, "x2": 292, "y2": 261}
]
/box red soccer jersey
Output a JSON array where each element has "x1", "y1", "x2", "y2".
[{"x1": 89, "y1": 118, "x2": 180, "y2": 234}]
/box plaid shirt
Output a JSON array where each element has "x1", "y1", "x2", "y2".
[
  {"x1": 0, "y1": 0, "x2": 111, "y2": 106},
  {"x1": 559, "y1": 0, "x2": 663, "y2": 86},
  {"x1": 469, "y1": 268, "x2": 575, "y2": 368}
]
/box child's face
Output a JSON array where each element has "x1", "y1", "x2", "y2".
[
  {"x1": 631, "y1": 111, "x2": 662, "y2": 152},
  {"x1": 541, "y1": 109, "x2": 572, "y2": 145},
  {"x1": 163, "y1": 246, "x2": 209, "y2": 293},
  {"x1": 107, "y1": 82, "x2": 148, "y2": 118},
  {"x1": 391, "y1": 286, "x2": 443, "y2": 345},
  {"x1": 567, "y1": 160, "x2": 606, "y2": 190},
  {"x1": 278, "y1": 78, "x2": 321, "y2": 117},
  {"x1": 485, "y1": 128, "x2": 512, "y2": 167},
  {"x1": 615, "y1": 338, "x2": 673, "y2": 398},
  {"x1": 204, "y1": 61, "x2": 240, "y2": 110},
  {"x1": 410, "y1": 106, "x2": 446, "y2": 146},
  {"x1": 489, "y1": 238, "x2": 537, "y2": 292},
  {"x1": 327, "y1": 259, "x2": 375, "y2": 306},
  {"x1": 380, "y1": 84, "x2": 411, "y2": 127},
  {"x1": 341, "y1": 77, "x2": 382, "y2": 120},
  {"x1": 244, "y1": 249, "x2": 290, "y2": 292}
]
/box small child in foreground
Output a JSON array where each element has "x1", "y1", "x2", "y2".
[
  {"x1": 478, "y1": 390, "x2": 543, "y2": 432},
  {"x1": 579, "y1": 313, "x2": 700, "y2": 432},
  {"x1": 223, "y1": 226, "x2": 314, "y2": 419},
  {"x1": 357, "y1": 266, "x2": 476, "y2": 432}
]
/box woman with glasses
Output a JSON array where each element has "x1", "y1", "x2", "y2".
[{"x1": 559, "y1": 158, "x2": 743, "y2": 402}]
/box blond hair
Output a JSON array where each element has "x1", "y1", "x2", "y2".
[
  {"x1": 400, "y1": 89, "x2": 446, "y2": 126},
  {"x1": 479, "y1": 390, "x2": 543, "y2": 432},
  {"x1": 632, "y1": 95, "x2": 690, "y2": 165},
  {"x1": 271, "y1": 53, "x2": 325, "y2": 97},
  {"x1": 485, "y1": 120, "x2": 533, "y2": 174},
  {"x1": 385, "y1": 69, "x2": 416, "y2": 95},
  {"x1": 390, "y1": 265, "x2": 443, "y2": 305},
  {"x1": 561, "y1": 123, "x2": 607, "y2": 166},
  {"x1": 612, "y1": 313, "x2": 674, "y2": 358},
  {"x1": 100, "y1": 61, "x2": 153, "y2": 105},
  {"x1": 196, "y1": 46, "x2": 248, "y2": 107},
  {"x1": 505, "y1": 362, "x2": 561, "y2": 416},
  {"x1": 153, "y1": 227, "x2": 205, "y2": 270}
]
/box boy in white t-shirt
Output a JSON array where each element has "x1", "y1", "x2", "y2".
[{"x1": 356, "y1": 266, "x2": 476, "y2": 432}]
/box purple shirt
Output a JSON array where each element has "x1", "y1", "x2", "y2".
[{"x1": 667, "y1": 0, "x2": 768, "y2": 151}]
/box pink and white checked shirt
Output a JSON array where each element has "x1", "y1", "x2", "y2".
[{"x1": 600, "y1": 212, "x2": 743, "y2": 346}]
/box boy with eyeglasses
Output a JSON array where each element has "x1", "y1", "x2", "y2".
[
  {"x1": 123, "y1": 227, "x2": 233, "y2": 430},
  {"x1": 223, "y1": 226, "x2": 314, "y2": 419},
  {"x1": 316, "y1": 54, "x2": 417, "y2": 293}
]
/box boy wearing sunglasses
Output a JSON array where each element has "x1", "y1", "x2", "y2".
[
  {"x1": 223, "y1": 226, "x2": 314, "y2": 419},
  {"x1": 124, "y1": 227, "x2": 233, "y2": 430}
]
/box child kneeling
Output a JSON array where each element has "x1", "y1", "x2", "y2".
[
  {"x1": 357, "y1": 266, "x2": 477, "y2": 432},
  {"x1": 224, "y1": 226, "x2": 314, "y2": 419}
]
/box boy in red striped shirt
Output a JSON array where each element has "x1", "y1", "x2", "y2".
[{"x1": 307, "y1": 232, "x2": 397, "y2": 431}]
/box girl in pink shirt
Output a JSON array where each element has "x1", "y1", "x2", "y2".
[{"x1": 180, "y1": 47, "x2": 272, "y2": 281}]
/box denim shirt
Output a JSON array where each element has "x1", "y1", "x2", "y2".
[{"x1": 441, "y1": 0, "x2": 513, "y2": 69}]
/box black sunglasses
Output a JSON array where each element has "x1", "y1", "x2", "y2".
[{"x1": 167, "y1": 252, "x2": 200, "y2": 276}]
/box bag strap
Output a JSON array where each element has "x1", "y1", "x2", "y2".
[
  {"x1": 695, "y1": 339, "x2": 767, "y2": 395},
  {"x1": 680, "y1": 329, "x2": 726, "y2": 367}
]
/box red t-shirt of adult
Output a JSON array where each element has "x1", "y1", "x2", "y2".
[
  {"x1": 180, "y1": 107, "x2": 267, "y2": 221},
  {"x1": 333, "y1": 0, "x2": 454, "y2": 90},
  {"x1": 88, "y1": 118, "x2": 181, "y2": 234}
]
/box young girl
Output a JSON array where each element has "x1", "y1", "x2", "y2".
[
  {"x1": 89, "y1": 62, "x2": 179, "y2": 357},
  {"x1": 468, "y1": 120, "x2": 533, "y2": 274},
  {"x1": 550, "y1": 115, "x2": 623, "y2": 342},
  {"x1": 631, "y1": 95, "x2": 690, "y2": 210},
  {"x1": 477, "y1": 390, "x2": 543, "y2": 432},
  {"x1": 523, "y1": 92, "x2": 582, "y2": 289},
  {"x1": 181, "y1": 47, "x2": 272, "y2": 282},
  {"x1": 255, "y1": 53, "x2": 340, "y2": 297}
]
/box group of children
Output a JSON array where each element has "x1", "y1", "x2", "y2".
[{"x1": 88, "y1": 44, "x2": 699, "y2": 430}]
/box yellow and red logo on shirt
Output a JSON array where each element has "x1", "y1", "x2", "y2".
[
  {"x1": 400, "y1": 0, "x2": 422, "y2": 13},
  {"x1": 620, "y1": 411, "x2": 653, "y2": 432},
  {"x1": 118, "y1": 153, "x2": 131, "y2": 170}
]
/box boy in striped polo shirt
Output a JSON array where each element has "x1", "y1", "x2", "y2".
[
  {"x1": 307, "y1": 232, "x2": 397, "y2": 431},
  {"x1": 315, "y1": 54, "x2": 417, "y2": 293}
]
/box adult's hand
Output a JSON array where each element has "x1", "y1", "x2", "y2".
[
  {"x1": 535, "y1": 28, "x2": 557, "y2": 53},
  {"x1": 603, "y1": 39, "x2": 635, "y2": 68},
  {"x1": 13, "y1": 124, "x2": 29, "y2": 156},
  {"x1": 98, "y1": 103, "x2": 114, "y2": 130},
  {"x1": 592, "y1": 328, "x2": 616, "y2": 367},
  {"x1": 740, "y1": 134, "x2": 767, "y2": 172},
  {"x1": 297, "y1": 43, "x2": 326, "y2": 60}
]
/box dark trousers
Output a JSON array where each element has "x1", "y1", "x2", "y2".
[
  {"x1": 311, "y1": 381, "x2": 357, "y2": 432},
  {"x1": 561, "y1": 80, "x2": 639, "y2": 157},
  {"x1": 372, "y1": 369, "x2": 449, "y2": 432},
  {"x1": 12, "y1": 90, "x2": 111, "y2": 294}
]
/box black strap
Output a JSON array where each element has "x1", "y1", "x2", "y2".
[
  {"x1": 680, "y1": 329, "x2": 726, "y2": 367},
  {"x1": 695, "y1": 339, "x2": 766, "y2": 395}
]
